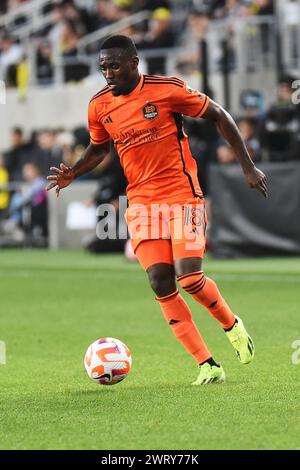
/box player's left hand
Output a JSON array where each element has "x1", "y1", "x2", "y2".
[{"x1": 245, "y1": 166, "x2": 268, "y2": 198}]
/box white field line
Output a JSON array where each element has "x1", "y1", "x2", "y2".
[
  {"x1": 212, "y1": 274, "x2": 300, "y2": 283},
  {"x1": 0, "y1": 269, "x2": 300, "y2": 283}
]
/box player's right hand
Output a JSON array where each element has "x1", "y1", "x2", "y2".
[{"x1": 46, "y1": 163, "x2": 75, "y2": 197}]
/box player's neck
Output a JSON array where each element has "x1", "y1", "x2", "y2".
[{"x1": 123, "y1": 73, "x2": 141, "y2": 95}]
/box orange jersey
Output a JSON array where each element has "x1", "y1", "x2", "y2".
[{"x1": 88, "y1": 75, "x2": 210, "y2": 204}]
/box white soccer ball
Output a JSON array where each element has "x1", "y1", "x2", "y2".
[{"x1": 84, "y1": 337, "x2": 132, "y2": 385}]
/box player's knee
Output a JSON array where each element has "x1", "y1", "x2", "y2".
[
  {"x1": 175, "y1": 257, "x2": 202, "y2": 278},
  {"x1": 148, "y1": 271, "x2": 176, "y2": 297},
  {"x1": 147, "y1": 264, "x2": 176, "y2": 297}
]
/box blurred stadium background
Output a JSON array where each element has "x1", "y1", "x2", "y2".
[{"x1": 0, "y1": 0, "x2": 300, "y2": 257}]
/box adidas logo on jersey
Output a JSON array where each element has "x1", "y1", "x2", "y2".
[{"x1": 104, "y1": 116, "x2": 113, "y2": 124}]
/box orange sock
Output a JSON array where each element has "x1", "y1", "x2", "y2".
[
  {"x1": 156, "y1": 289, "x2": 212, "y2": 364},
  {"x1": 177, "y1": 271, "x2": 236, "y2": 330}
]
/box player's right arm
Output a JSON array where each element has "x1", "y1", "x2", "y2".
[
  {"x1": 46, "y1": 141, "x2": 109, "y2": 197},
  {"x1": 47, "y1": 95, "x2": 111, "y2": 196}
]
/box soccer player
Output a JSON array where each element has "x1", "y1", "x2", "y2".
[{"x1": 47, "y1": 35, "x2": 267, "y2": 385}]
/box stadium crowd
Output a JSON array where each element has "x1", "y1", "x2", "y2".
[
  {"x1": 0, "y1": 0, "x2": 275, "y2": 18},
  {"x1": 0, "y1": 0, "x2": 276, "y2": 85}
]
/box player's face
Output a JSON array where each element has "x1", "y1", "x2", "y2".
[{"x1": 99, "y1": 49, "x2": 139, "y2": 96}]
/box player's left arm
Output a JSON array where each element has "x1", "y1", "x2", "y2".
[{"x1": 203, "y1": 99, "x2": 268, "y2": 198}]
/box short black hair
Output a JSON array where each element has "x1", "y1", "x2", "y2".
[{"x1": 100, "y1": 35, "x2": 138, "y2": 57}]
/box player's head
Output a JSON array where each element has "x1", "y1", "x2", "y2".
[{"x1": 99, "y1": 35, "x2": 139, "y2": 96}]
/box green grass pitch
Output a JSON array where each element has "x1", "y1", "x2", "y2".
[{"x1": 0, "y1": 250, "x2": 299, "y2": 450}]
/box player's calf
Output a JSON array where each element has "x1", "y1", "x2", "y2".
[
  {"x1": 156, "y1": 289, "x2": 223, "y2": 381},
  {"x1": 156, "y1": 289, "x2": 215, "y2": 364},
  {"x1": 177, "y1": 270, "x2": 236, "y2": 330}
]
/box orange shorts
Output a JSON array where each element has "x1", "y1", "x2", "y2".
[{"x1": 125, "y1": 197, "x2": 207, "y2": 270}]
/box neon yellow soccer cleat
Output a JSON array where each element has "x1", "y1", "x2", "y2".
[
  {"x1": 225, "y1": 316, "x2": 255, "y2": 364},
  {"x1": 192, "y1": 363, "x2": 226, "y2": 385}
]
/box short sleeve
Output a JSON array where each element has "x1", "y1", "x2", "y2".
[
  {"x1": 169, "y1": 82, "x2": 210, "y2": 118},
  {"x1": 88, "y1": 99, "x2": 110, "y2": 145}
]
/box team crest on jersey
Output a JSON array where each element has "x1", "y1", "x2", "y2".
[{"x1": 143, "y1": 102, "x2": 158, "y2": 120}]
